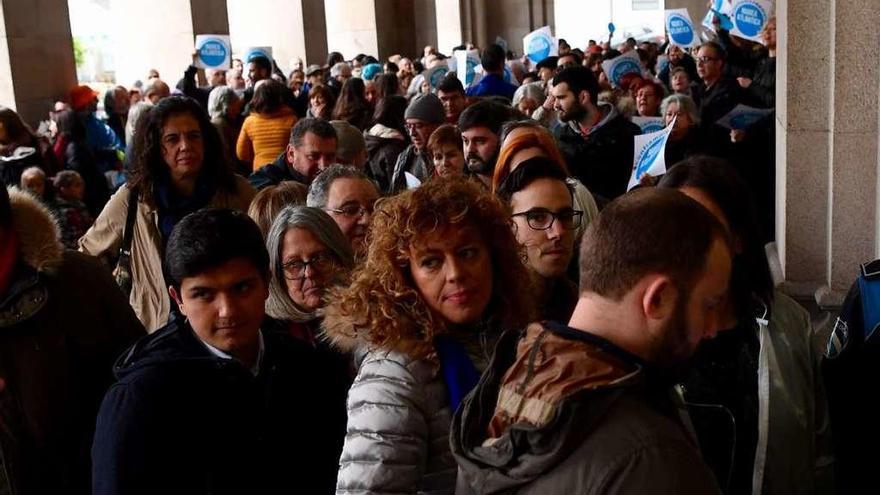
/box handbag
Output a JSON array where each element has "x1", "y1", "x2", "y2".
[{"x1": 112, "y1": 187, "x2": 138, "y2": 296}]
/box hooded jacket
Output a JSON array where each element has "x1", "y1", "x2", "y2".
[
  {"x1": 451, "y1": 321, "x2": 720, "y2": 494},
  {"x1": 92, "y1": 316, "x2": 348, "y2": 495},
  {"x1": 321, "y1": 305, "x2": 458, "y2": 495},
  {"x1": 553, "y1": 103, "x2": 641, "y2": 203},
  {"x1": 0, "y1": 188, "x2": 143, "y2": 495},
  {"x1": 364, "y1": 124, "x2": 408, "y2": 194},
  {"x1": 78, "y1": 176, "x2": 255, "y2": 332}
]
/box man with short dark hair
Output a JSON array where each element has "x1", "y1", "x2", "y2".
[
  {"x1": 466, "y1": 43, "x2": 517, "y2": 100},
  {"x1": 557, "y1": 52, "x2": 582, "y2": 71},
  {"x1": 452, "y1": 188, "x2": 730, "y2": 494},
  {"x1": 535, "y1": 56, "x2": 558, "y2": 84},
  {"x1": 457, "y1": 100, "x2": 512, "y2": 188},
  {"x1": 307, "y1": 164, "x2": 379, "y2": 255},
  {"x1": 92, "y1": 208, "x2": 348, "y2": 495},
  {"x1": 551, "y1": 66, "x2": 641, "y2": 202},
  {"x1": 497, "y1": 157, "x2": 580, "y2": 322},
  {"x1": 695, "y1": 42, "x2": 743, "y2": 146},
  {"x1": 388, "y1": 93, "x2": 446, "y2": 193},
  {"x1": 437, "y1": 75, "x2": 468, "y2": 124},
  {"x1": 248, "y1": 118, "x2": 338, "y2": 190}
]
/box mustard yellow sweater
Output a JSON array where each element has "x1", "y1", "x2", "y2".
[{"x1": 236, "y1": 108, "x2": 297, "y2": 170}]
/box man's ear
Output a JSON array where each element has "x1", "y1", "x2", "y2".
[
  {"x1": 168, "y1": 285, "x2": 186, "y2": 316},
  {"x1": 285, "y1": 144, "x2": 296, "y2": 166},
  {"x1": 578, "y1": 90, "x2": 592, "y2": 108},
  {"x1": 641, "y1": 275, "x2": 677, "y2": 322}
]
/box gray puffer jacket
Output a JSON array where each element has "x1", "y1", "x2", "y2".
[{"x1": 323, "y1": 309, "x2": 456, "y2": 494}]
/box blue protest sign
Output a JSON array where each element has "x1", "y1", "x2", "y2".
[
  {"x1": 716, "y1": 104, "x2": 774, "y2": 129},
  {"x1": 195, "y1": 35, "x2": 231, "y2": 69},
  {"x1": 627, "y1": 117, "x2": 676, "y2": 191},
  {"x1": 523, "y1": 26, "x2": 556, "y2": 64},
  {"x1": 424, "y1": 66, "x2": 450, "y2": 90},
  {"x1": 245, "y1": 46, "x2": 273, "y2": 63},
  {"x1": 601, "y1": 50, "x2": 642, "y2": 88},
  {"x1": 665, "y1": 9, "x2": 699, "y2": 48},
  {"x1": 455, "y1": 49, "x2": 481, "y2": 88},
  {"x1": 632, "y1": 116, "x2": 665, "y2": 134},
  {"x1": 703, "y1": 0, "x2": 735, "y2": 31},
  {"x1": 608, "y1": 22, "x2": 616, "y2": 33},
  {"x1": 730, "y1": 0, "x2": 771, "y2": 43}
]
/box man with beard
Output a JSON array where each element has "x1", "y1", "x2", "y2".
[
  {"x1": 452, "y1": 188, "x2": 731, "y2": 494},
  {"x1": 497, "y1": 157, "x2": 580, "y2": 321},
  {"x1": 458, "y1": 100, "x2": 513, "y2": 189},
  {"x1": 551, "y1": 66, "x2": 641, "y2": 203}
]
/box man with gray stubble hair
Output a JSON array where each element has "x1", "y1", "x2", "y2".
[{"x1": 307, "y1": 163, "x2": 379, "y2": 256}]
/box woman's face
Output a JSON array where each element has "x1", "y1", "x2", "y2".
[
  {"x1": 432, "y1": 144, "x2": 465, "y2": 177},
  {"x1": 420, "y1": 79, "x2": 431, "y2": 94},
  {"x1": 665, "y1": 102, "x2": 693, "y2": 140},
  {"x1": 408, "y1": 225, "x2": 493, "y2": 326},
  {"x1": 636, "y1": 86, "x2": 660, "y2": 117},
  {"x1": 160, "y1": 113, "x2": 204, "y2": 182},
  {"x1": 281, "y1": 227, "x2": 340, "y2": 312},
  {"x1": 310, "y1": 94, "x2": 326, "y2": 111}
]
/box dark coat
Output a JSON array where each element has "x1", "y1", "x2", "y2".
[
  {"x1": 696, "y1": 77, "x2": 744, "y2": 152},
  {"x1": 745, "y1": 57, "x2": 776, "y2": 109},
  {"x1": 553, "y1": 105, "x2": 641, "y2": 203},
  {"x1": 62, "y1": 138, "x2": 110, "y2": 216},
  {"x1": 91, "y1": 316, "x2": 349, "y2": 495},
  {"x1": 0, "y1": 189, "x2": 144, "y2": 495},
  {"x1": 452, "y1": 322, "x2": 721, "y2": 495},
  {"x1": 364, "y1": 132, "x2": 407, "y2": 193},
  {"x1": 247, "y1": 151, "x2": 309, "y2": 190}
]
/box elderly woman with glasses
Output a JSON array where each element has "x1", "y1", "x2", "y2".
[{"x1": 323, "y1": 177, "x2": 534, "y2": 494}]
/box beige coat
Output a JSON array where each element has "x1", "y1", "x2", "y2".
[{"x1": 79, "y1": 176, "x2": 255, "y2": 332}]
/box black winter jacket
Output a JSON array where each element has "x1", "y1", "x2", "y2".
[
  {"x1": 91, "y1": 317, "x2": 349, "y2": 495},
  {"x1": 553, "y1": 105, "x2": 641, "y2": 203},
  {"x1": 364, "y1": 133, "x2": 407, "y2": 193},
  {"x1": 248, "y1": 152, "x2": 309, "y2": 190}
]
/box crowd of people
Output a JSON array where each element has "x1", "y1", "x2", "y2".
[{"x1": 0, "y1": 7, "x2": 852, "y2": 495}]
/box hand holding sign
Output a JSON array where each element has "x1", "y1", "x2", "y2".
[
  {"x1": 627, "y1": 117, "x2": 676, "y2": 191},
  {"x1": 601, "y1": 50, "x2": 642, "y2": 88}
]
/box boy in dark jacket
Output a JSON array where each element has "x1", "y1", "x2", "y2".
[{"x1": 91, "y1": 208, "x2": 348, "y2": 495}]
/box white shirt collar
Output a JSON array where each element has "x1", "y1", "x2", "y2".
[{"x1": 200, "y1": 330, "x2": 265, "y2": 376}]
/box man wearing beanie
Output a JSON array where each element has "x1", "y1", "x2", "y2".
[{"x1": 388, "y1": 93, "x2": 445, "y2": 194}]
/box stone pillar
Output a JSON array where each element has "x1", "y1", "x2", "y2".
[
  {"x1": 227, "y1": 0, "x2": 327, "y2": 74},
  {"x1": 413, "y1": 0, "x2": 438, "y2": 56},
  {"x1": 435, "y1": 0, "x2": 464, "y2": 53},
  {"x1": 663, "y1": 0, "x2": 709, "y2": 22},
  {"x1": 776, "y1": 0, "x2": 880, "y2": 307},
  {"x1": 324, "y1": 0, "x2": 421, "y2": 60},
  {"x1": 0, "y1": 0, "x2": 77, "y2": 126},
  {"x1": 110, "y1": 0, "x2": 228, "y2": 90}
]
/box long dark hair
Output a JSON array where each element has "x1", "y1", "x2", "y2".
[
  {"x1": 308, "y1": 85, "x2": 335, "y2": 120},
  {"x1": 55, "y1": 109, "x2": 87, "y2": 142},
  {"x1": 371, "y1": 95, "x2": 408, "y2": 137},
  {"x1": 127, "y1": 96, "x2": 236, "y2": 203},
  {"x1": 373, "y1": 73, "x2": 400, "y2": 102},
  {"x1": 250, "y1": 79, "x2": 287, "y2": 115},
  {"x1": 332, "y1": 78, "x2": 370, "y2": 125},
  {"x1": 658, "y1": 156, "x2": 774, "y2": 314}
]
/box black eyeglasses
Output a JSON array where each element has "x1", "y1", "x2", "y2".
[
  {"x1": 696, "y1": 56, "x2": 720, "y2": 64},
  {"x1": 282, "y1": 252, "x2": 336, "y2": 280},
  {"x1": 511, "y1": 208, "x2": 583, "y2": 231}
]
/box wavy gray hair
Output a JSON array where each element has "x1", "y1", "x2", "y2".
[
  {"x1": 207, "y1": 85, "x2": 238, "y2": 120},
  {"x1": 660, "y1": 93, "x2": 700, "y2": 127},
  {"x1": 265, "y1": 205, "x2": 354, "y2": 322},
  {"x1": 306, "y1": 163, "x2": 373, "y2": 209}
]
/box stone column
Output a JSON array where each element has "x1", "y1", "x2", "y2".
[
  {"x1": 435, "y1": 0, "x2": 464, "y2": 53},
  {"x1": 776, "y1": 0, "x2": 880, "y2": 307},
  {"x1": 325, "y1": 0, "x2": 423, "y2": 60},
  {"x1": 227, "y1": 0, "x2": 327, "y2": 74},
  {"x1": 109, "y1": 0, "x2": 229, "y2": 90},
  {"x1": 0, "y1": 0, "x2": 77, "y2": 126}
]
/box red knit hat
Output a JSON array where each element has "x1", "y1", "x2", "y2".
[{"x1": 69, "y1": 85, "x2": 98, "y2": 111}]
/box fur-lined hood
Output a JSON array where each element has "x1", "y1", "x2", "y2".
[
  {"x1": 8, "y1": 187, "x2": 63, "y2": 274},
  {"x1": 320, "y1": 301, "x2": 366, "y2": 354}
]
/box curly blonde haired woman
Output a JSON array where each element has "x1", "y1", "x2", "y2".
[{"x1": 323, "y1": 177, "x2": 534, "y2": 494}]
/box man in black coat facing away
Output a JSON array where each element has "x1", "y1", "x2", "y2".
[
  {"x1": 92, "y1": 208, "x2": 349, "y2": 494},
  {"x1": 551, "y1": 66, "x2": 641, "y2": 204}
]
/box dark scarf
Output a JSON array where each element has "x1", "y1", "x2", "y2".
[{"x1": 154, "y1": 175, "x2": 216, "y2": 242}]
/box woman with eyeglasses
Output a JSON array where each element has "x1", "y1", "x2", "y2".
[{"x1": 323, "y1": 177, "x2": 534, "y2": 494}]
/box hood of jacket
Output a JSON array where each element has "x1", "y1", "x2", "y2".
[
  {"x1": 451, "y1": 321, "x2": 647, "y2": 492},
  {"x1": 8, "y1": 187, "x2": 63, "y2": 275},
  {"x1": 565, "y1": 102, "x2": 620, "y2": 138},
  {"x1": 366, "y1": 123, "x2": 405, "y2": 141}
]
